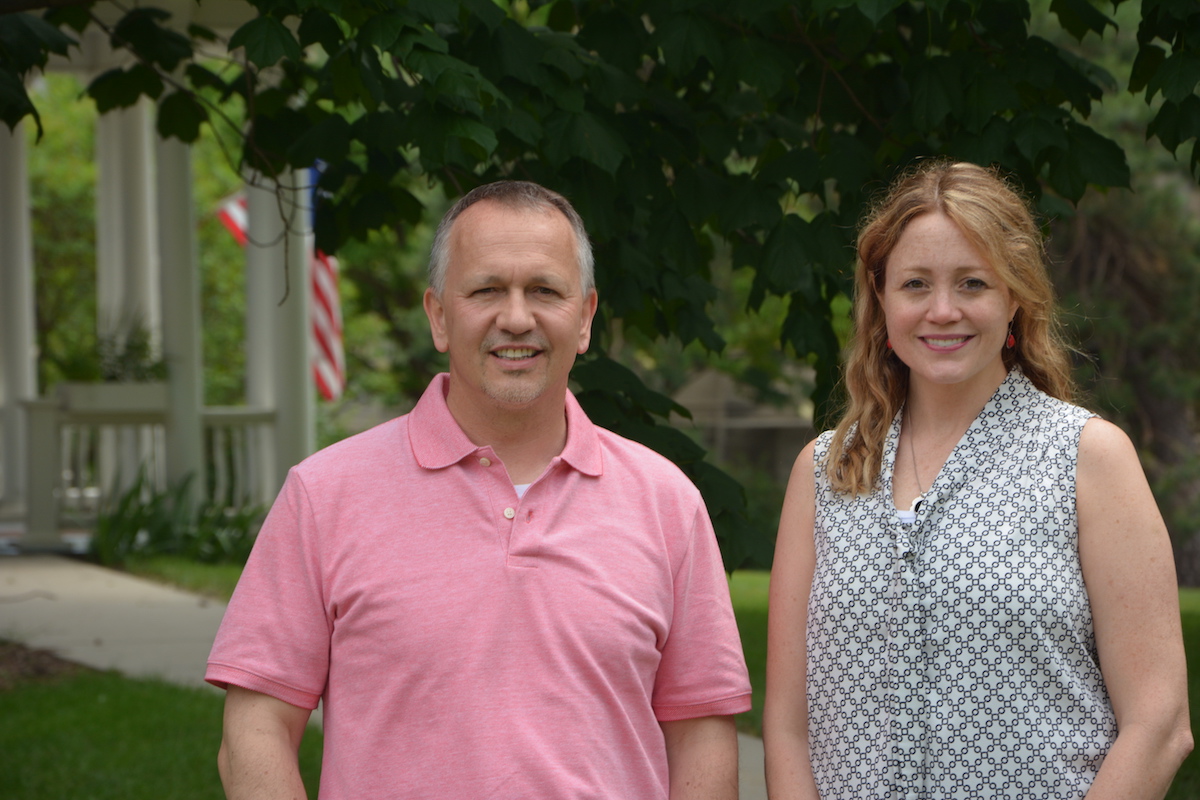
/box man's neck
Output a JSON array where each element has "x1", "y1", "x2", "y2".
[{"x1": 446, "y1": 391, "x2": 569, "y2": 485}]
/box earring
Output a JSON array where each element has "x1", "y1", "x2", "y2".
[
  {"x1": 1006, "y1": 331, "x2": 1016, "y2": 349},
  {"x1": 886, "y1": 339, "x2": 893, "y2": 350}
]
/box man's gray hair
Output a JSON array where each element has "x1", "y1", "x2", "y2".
[{"x1": 427, "y1": 181, "x2": 595, "y2": 296}]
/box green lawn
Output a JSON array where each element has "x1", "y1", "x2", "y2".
[
  {"x1": 0, "y1": 668, "x2": 324, "y2": 799},
  {"x1": 2, "y1": 564, "x2": 1195, "y2": 797}
]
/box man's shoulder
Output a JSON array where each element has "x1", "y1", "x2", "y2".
[
  {"x1": 294, "y1": 415, "x2": 411, "y2": 480},
  {"x1": 590, "y1": 425, "x2": 700, "y2": 496}
]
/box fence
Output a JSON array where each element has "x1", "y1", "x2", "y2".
[{"x1": 23, "y1": 383, "x2": 275, "y2": 545}]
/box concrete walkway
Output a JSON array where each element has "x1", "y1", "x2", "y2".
[{"x1": 0, "y1": 554, "x2": 767, "y2": 798}]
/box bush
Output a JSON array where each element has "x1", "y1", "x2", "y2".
[{"x1": 91, "y1": 470, "x2": 264, "y2": 567}]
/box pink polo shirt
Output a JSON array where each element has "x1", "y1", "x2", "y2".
[{"x1": 206, "y1": 374, "x2": 751, "y2": 799}]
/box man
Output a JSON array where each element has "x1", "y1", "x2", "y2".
[{"x1": 206, "y1": 181, "x2": 751, "y2": 799}]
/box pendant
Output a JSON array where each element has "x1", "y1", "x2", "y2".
[{"x1": 909, "y1": 494, "x2": 924, "y2": 514}]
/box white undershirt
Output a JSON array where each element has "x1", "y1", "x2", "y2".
[{"x1": 514, "y1": 483, "x2": 531, "y2": 498}]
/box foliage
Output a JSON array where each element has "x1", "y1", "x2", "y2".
[
  {"x1": 0, "y1": 666, "x2": 323, "y2": 799},
  {"x1": 91, "y1": 470, "x2": 264, "y2": 567},
  {"x1": 5, "y1": 0, "x2": 1200, "y2": 567},
  {"x1": 25, "y1": 73, "x2": 99, "y2": 389},
  {"x1": 97, "y1": 324, "x2": 169, "y2": 382}
]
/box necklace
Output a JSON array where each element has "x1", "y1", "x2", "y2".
[{"x1": 906, "y1": 411, "x2": 926, "y2": 514}]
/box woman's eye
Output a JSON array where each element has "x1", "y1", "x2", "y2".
[{"x1": 963, "y1": 278, "x2": 987, "y2": 290}]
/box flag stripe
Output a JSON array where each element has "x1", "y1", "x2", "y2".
[{"x1": 217, "y1": 192, "x2": 346, "y2": 401}]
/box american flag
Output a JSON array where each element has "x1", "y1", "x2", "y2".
[{"x1": 217, "y1": 192, "x2": 346, "y2": 402}]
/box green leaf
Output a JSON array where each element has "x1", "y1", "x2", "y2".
[
  {"x1": 723, "y1": 38, "x2": 794, "y2": 97},
  {"x1": 287, "y1": 113, "x2": 352, "y2": 167},
  {"x1": 1149, "y1": 100, "x2": 1183, "y2": 152},
  {"x1": 229, "y1": 17, "x2": 304, "y2": 68},
  {"x1": 1012, "y1": 110, "x2": 1069, "y2": 163},
  {"x1": 543, "y1": 110, "x2": 629, "y2": 174},
  {"x1": 156, "y1": 91, "x2": 208, "y2": 142},
  {"x1": 964, "y1": 70, "x2": 1021, "y2": 131},
  {"x1": 909, "y1": 60, "x2": 955, "y2": 130},
  {"x1": 459, "y1": 0, "x2": 506, "y2": 30},
  {"x1": 949, "y1": 116, "x2": 1012, "y2": 167},
  {"x1": 87, "y1": 64, "x2": 165, "y2": 113},
  {"x1": 755, "y1": 144, "x2": 822, "y2": 193},
  {"x1": 112, "y1": 7, "x2": 193, "y2": 71},
  {"x1": 1149, "y1": 51, "x2": 1200, "y2": 104},
  {"x1": 444, "y1": 115, "x2": 499, "y2": 160},
  {"x1": 1179, "y1": 94, "x2": 1200, "y2": 147},
  {"x1": 852, "y1": 0, "x2": 907, "y2": 26},
  {"x1": 494, "y1": 19, "x2": 548, "y2": 85},
  {"x1": 355, "y1": 11, "x2": 404, "y2": 51},
  {"x1": 394, "y1": 26, "x2": 450, "y2": 58},
  {"x1": 0, "y1": 12, "x2": 75, "y2": 69},
  {"x1": 298, "y1": 9, "x2": 346, "y2": 53},
  {"x1": 45, "y1": 4, "x2": 91, "y2": 33},
  {"x1": 1130, "y1": 44, "x2": 1166, "y2": 95},
  {"x1": 572, "y1": 356, "x2": 688, "y2": 419},
  {"x1": 1050, "y1": 0, "x2": 1116, "y2": 41},
  {"x1": 0, "y1": 71, "x2": 39, "y2": 137},
  {"x1": 1064, "y1": 122, "x2": 1128, "y2": 189},
  {"x1": 720, "y1": 177, "x2": 783, "y2": 232},
  {"x1": 655, "y1": 12, "x2": 724, "y2": 74},
  {"x1": 762, "y1": 215, "x2": 816, "y2": 296},
  {"x1": 673, "y1": 165, "x2": 725, "y2": 227}
]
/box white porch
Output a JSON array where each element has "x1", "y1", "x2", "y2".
[{"x1": 0, "y1": 2, "x2": 317, "y2": 551}]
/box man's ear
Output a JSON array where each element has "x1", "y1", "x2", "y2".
[
  {"x1": 577, "y1": 289, "x2": 599, "y2": 354},
  {"x1": 423, "y1": 288, "x2": 450, "y2": 353}
]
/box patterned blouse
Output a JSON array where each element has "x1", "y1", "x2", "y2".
[{"x1": 807, "y1": 369, "x2": 1117, "y2": 799}]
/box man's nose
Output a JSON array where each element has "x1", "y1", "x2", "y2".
[{"x1": 497, "y1": 291, "x2": 536, "y2": 333}]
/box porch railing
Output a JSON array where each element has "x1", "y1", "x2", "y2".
[{"x1": 24, "y1": 383, "x2": 275, "y2": 546}]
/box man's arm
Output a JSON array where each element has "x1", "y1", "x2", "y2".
[
  {"x1": 660, "y1": 715, "x2": 739, "y2": 800},
  {"x1": 218, "y1": 685, "x2": 312, "y2": 800}
]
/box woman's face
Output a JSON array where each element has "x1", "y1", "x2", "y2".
[{"x1": 879, "y1": 211, "x2": 1018, "y2": 394}]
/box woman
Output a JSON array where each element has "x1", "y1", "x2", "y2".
[{"x1": 763, "y1": 160, "x2": 1192, "y2": 799}]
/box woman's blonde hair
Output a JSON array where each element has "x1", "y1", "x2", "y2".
[{"x1": 826, "y1": 160, "x2": 1076, "y2": 494}]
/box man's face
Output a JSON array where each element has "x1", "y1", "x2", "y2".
[{"x1": 423, "y1": 201, "x2": 598, "y2": 415}]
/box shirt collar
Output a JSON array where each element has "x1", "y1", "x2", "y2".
[{"x1": 408, "y1": 373, "x2": 603, "y2": 477}]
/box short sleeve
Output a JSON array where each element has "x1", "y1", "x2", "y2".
[
  {"x1": 205, "y1": 469, "x2": 331, "y2": 710},
  {"x1": 651, "y1": 500, "x2": 752, "y2": 720}
]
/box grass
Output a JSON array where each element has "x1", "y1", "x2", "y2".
[
  {"x1": 123, "y1": 555, "x2": 243, "y2": 601},
  {"x1": 0, "y1": 668, "x2": 324, "y2": 799},
  {"x1": 4, "y1": 564, "x2": 1196, "y2": 796},
  {"x1": 731, "y1": 570, "x2": 769, "y2": 737},
  {"x1": 1168, "y1": 587, "x2": 1200, "y2": 800}
]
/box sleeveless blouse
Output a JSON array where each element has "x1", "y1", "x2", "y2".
[{"x1": 807, "y1": 369, "x2": 1117, "y2": 799}]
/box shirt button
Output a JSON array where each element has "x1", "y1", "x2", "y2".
[
  {"x1": 503, "y1": 507, "x2": 515, "y2": 519},
  {"x1": 479, "y1": 457, "x2": 491, "y2": 467}
]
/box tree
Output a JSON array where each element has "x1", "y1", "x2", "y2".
[{"x1": 3, "y1": 0, "x2": 1199, "y2": 569}]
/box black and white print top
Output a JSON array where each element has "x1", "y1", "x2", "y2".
[{"x1": 807, "y1": 369, "x2": 1117, "y2": 799}]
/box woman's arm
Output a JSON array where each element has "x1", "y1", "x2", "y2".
[
  {"x1": 1077, "y1": 418, "x2": 1193, "y2": 799},
  {"x1": 764, "y1": 440, "x2": 822, "y2": 800}
]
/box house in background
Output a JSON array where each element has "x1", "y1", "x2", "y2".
[{"x1": 0, "y1": 0, "x2": 319, "y2": 551}]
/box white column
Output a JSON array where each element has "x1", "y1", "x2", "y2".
[
  {"x1": 156, "y1": 134, "x2": 203, "y2": 506},
  {"x1": 0, "y1": 121, "x2": 39, "y2": 508},
  {"x1": 243, "y1": 175, "x2": 321, "y2": 496},
  {"x1": 95, "y1": 109, "x2": 125, "y2": 341},
  {"x1": 96, "y1": 98, "x2": 160, "y2": 345},
  {"x1": 276, "y1": 170, "x2": 317, "y2": 476},
  {"x1": 244, "y1": 172, "x2": 316, "y2": 495},
  {"x1": 95, "y1": 99, "x2": 162, "y2": 495}
]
